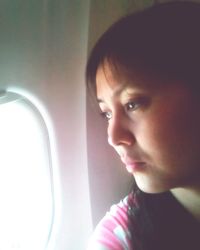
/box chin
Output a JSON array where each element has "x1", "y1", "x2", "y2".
[{"x1": 135, "y1": 178, "x2": 173, "y2": 194}]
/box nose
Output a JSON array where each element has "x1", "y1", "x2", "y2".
[{"x1": 107, "y1": 114, "x2": 136, "y2": 147}]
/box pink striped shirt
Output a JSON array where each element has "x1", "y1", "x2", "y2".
[{"x1": 87, "y1": 194, "x2": 136, "y2": 250}]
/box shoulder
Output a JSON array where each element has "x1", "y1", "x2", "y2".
[{"x1": 87, "y1": 193, "x2": 137, "y2": 250}]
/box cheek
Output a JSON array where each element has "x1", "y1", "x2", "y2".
[
  {"x1": 138, "y1": 103, "x2": 200, "y2": 164},
  {"x1": 137, "y1": 117, "x2": 170, "y2": 155}
]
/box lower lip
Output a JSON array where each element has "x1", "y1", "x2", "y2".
[{"x1": 125, "y1": 162, "x2": 146, "y2": 173}]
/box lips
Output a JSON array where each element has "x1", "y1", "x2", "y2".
[{"x1": 120, "y1": 156, "x2": 146, "y2": 173}]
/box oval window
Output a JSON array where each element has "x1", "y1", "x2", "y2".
[{"x1": 0, "y1": 91, "x2": 54, "y2": 250}]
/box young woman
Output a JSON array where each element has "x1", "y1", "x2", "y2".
[{"x1": 86, "y1": 2, "x2": 200, "y2": 250}]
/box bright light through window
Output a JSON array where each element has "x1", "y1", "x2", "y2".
[{"x1": 0, "y1": 92, "x2": 54, "y2": 250}]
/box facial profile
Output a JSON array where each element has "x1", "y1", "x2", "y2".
[{"x1": 96, "y1": 62, "x2": 200, "y2": 193}]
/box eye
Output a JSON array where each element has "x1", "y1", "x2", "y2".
[
  {"x1": 125, "y1": 101, "x2": 141, "y2": 112},
  {"x1": 100, "y1": 111, "x2": 112, "y2": 121},
  {"x1": 124, "y1": 96, "x2": 150, "y2": 112}
]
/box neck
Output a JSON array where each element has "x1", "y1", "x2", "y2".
[{"x1": 171, "y1": 186, "x2": 200, "y2": 222}]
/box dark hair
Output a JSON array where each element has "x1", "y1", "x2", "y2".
[{"x1": 86, "y1": 1, "x2": 200, "y2": 95}]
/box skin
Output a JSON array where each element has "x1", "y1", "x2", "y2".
[{"x1": 96, "y1": 62, "x2": 200, "y2": 221}]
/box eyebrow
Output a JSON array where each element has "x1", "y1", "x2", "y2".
[
  {"x1": 96, "y1": 84, "x2": 128, "y2": 104},
  {"x1": 97, "y1": 83, "x2": 142, "y2": 105}
]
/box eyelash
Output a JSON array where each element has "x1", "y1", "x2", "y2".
[{"x1": 100, "y1": 100, "x2": 142, "y2": 121}]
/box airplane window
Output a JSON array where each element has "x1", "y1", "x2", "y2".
[{"x1": 0, "y1": 91, "x2": 54, "y2": 250}]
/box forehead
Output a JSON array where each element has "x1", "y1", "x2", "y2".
[
  {"x1": 96, "y1": 62, "x2": 159, "y2": 98},
  {"x1": 96, "y1": 64, "x2": 120, "y2": 93},
  {"x1": 96, "y1": 64, "x2": 127, "y2": 101}
]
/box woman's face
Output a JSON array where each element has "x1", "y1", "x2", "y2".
[{"x1": 96, "y1": 63, "x2": 200, "y2": 193}]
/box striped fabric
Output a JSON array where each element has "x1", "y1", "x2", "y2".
[{"x1": 87, "y1": 194, "x2": 135, "y2": 250}]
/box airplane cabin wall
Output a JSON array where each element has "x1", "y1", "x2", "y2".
[{"x1": 0, "y1": 1, "x2": 92, "y2": 249}]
